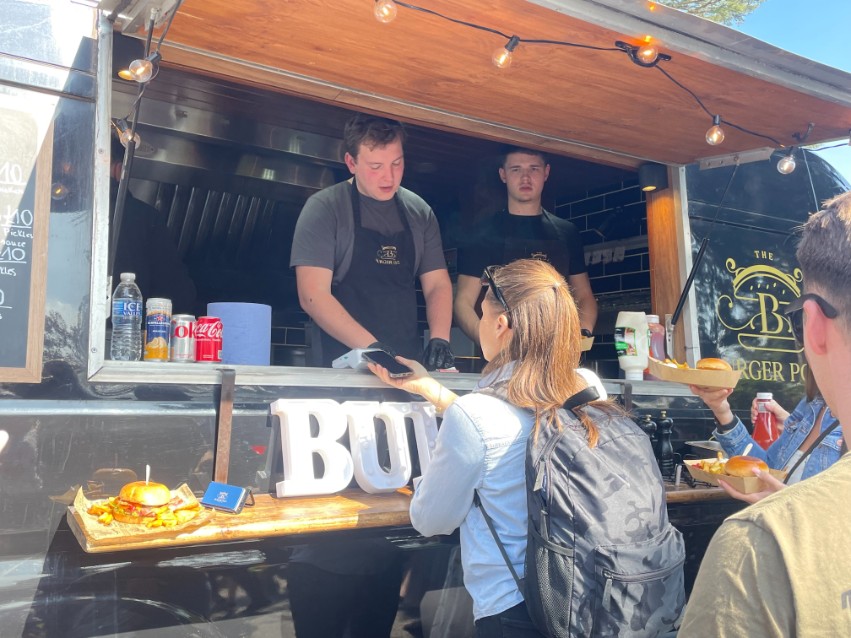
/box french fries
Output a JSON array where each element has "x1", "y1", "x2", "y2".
[
  {"x1": 662, "y1": 358, "x2": 689, "y2": 369},
  {"x1": 694, "y1": 451, "x2": 729, "y2": 475},
  {"x1": 86, "y1": 494, "x2": 202, "y2": 528}
]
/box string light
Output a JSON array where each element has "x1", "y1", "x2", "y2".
[
  {"x1": 112, "y1": 118, "x2": 141, "y2": 149},
  {"x1": 706, "y1": 115, "x2": 725, "y2": 146},
  {"x1": 373, "y1": 0, "x2": 398, "y2": 24},
  {"x1": 615, "y1": 39, "x2": 670, "y2": 68},
  {"x1": 370, "y1": 1, "x2": 839, "y2": 152},
  {"x1": 493, "y1": 36, "x2": 520, "y2": 69},
  {"x1": 51, "y1": 183, "x2": 69, "y2": 201},
  {"x1": 776, "y1": 148, "x2": 796, "y2": 174},
  {"x1": 127, "y1": 51, "x2": 162, "y2": 83}
]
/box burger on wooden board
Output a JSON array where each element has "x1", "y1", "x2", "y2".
[{"x1": 88, "y1": 480, "x2": 201, "y2": 527}]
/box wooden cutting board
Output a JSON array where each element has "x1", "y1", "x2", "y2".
[{"x1": 68, "y1": 488, "x2": 414, "y2": 553}]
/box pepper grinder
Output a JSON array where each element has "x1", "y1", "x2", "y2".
[
  {"x1": 638, "y1": 414, "x2": 658, "y2": 460},
  {"x1": 657, "y1": 410, "x2": 675, "y2": 478}
]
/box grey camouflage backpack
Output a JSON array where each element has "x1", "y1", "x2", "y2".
[{"x1": 477, "y1": 390, "x2": 686, "y2": 637}]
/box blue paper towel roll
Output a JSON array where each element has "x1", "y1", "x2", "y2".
[{"x1": 207, "y1": 302, "x2": 272, "y2": 365}]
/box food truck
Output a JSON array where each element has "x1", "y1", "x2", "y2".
[{"x1": 1, "y1": 0, "x2": 849, "y2": 635}]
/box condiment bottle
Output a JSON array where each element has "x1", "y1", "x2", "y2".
[
  {"x1": 644, "y1": 314, "x2": 666, "y2": 380},
  {"x1": 753, "y1": 392, "x2": 779, "y2": 449},
  {"x1": 615, "y1": 311, "x2": 648, "y2": 381}
]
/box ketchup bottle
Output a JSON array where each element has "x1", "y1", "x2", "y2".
[{"x1": 753, "y1": 392, "x2": 779, "y2": 449}]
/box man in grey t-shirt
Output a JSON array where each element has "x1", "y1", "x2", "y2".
[{"x1": 290, "y1": 114, "x2": 454, "y2": 369}]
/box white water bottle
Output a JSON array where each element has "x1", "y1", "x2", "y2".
[{"x1": 110, "y1": 272, "x2": 143, "y2": 361}]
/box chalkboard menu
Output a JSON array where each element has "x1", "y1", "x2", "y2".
[{"x1": 0, "y1": 107, "x2": 50, "y2": 382}]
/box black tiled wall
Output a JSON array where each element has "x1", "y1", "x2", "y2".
[{"x1": 554, "y1": 179, "x2": 652, "y2": 377}]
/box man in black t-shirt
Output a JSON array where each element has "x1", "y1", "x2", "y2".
[{"x1": 454, "y1": 147, "x2": 597, "y2": 343}]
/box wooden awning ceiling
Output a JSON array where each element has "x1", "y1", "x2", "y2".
[{"x1": 155, "y1": 0, "x2": 851, "y2": 169}]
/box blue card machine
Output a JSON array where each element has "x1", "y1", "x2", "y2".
[{"x1": 201, "y1": 481, "x2": 255, "y2": 514}]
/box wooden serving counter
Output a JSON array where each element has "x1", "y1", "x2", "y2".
[{"x1": 67, "y1": 482, "x2": 728, "y2": 554}]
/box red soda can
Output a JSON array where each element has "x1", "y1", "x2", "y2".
[
  {"x1": 195, "y1": 316, "x2": 223, "y2": 363},
  {"x1": 170, "y1": 314, "x2": 196, "y2": 362}
]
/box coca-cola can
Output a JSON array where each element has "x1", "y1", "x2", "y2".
[
  {"x1": 195, "y1": 316, "x2": 223, "y2": 363},
  {"x1": 169, "y1": 314, "x2": 196, "y2": 362}
]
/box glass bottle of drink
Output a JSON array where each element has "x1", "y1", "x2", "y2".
[
  {"x1": 753, "y1": 392, "x2": 779, "y2": 449},
  {"x1": 110, "y1": 272, "x2": 143, "y2": 361},
  {"x1": 644, "y1": 314, "x2": 666, "y2": 380}
]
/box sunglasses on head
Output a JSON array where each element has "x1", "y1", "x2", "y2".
[
  {"x1": 784, "y1": 293, "x2": 839, "y2": 344},
  {"x1": 481, "y1": 266, "x2": 512, "y2": 328}
]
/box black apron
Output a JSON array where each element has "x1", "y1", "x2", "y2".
[
  {"x1": 319, "y1": 181, "x2": 420, "y2": 366},
  {"x1": 499, "y1": 209, "x2": 572, "y2": 275}
]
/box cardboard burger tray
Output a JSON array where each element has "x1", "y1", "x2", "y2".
[
  {"x1": 69, "y1": 483, "x2": 213, "y2": 552},
  {"x1": 648, "y1": 357, "x2": 741, "y2": 389},
  {"x1": 684, "y1": 459, "x2": 786, "y2": 494}
]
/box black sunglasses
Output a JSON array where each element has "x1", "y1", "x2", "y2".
[
  {"x1": 784, "y1": 293, "x2": 840, "y2": 344},
  {"x1": 481, "y1": 266, "x2": 512, "y2": 327}
]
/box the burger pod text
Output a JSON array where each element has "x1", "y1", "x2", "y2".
[{"x1": 269, "y1": 400, "x2": 438, "y2": 498}]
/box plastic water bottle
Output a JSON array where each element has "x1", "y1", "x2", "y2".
[{"x1": 110, "y1": 272, "x2": 143, "y2": 361}]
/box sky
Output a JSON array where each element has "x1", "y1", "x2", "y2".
[{"x1": 733, "y1": 0, "x2": 851, "y2": 184}]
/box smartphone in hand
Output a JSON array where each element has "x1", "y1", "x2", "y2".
[{"x1": 362, "y1": 350, "x2": 414, "y2": 378}]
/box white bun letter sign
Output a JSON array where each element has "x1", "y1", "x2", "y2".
[
  {"x1": 271, "y1": 399, "x2": 354, "y2": 497},
  {"x1": 269, "y1": 399, "x2": 438, "y2": 498}
]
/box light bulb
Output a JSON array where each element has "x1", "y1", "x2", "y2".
[
  {"x1": 777, "y1": 151, "x2": 796, "y2": 174},
  {"x1": 493, "y1": 47, "x2": 513, "y2": 69},
  {"x1": 637, "y1": 43, "x2": 659, "y2": 65},
  {"x1": 51, "y1": 183, "x2": 68, "y2": 201},
  {"x1": 493, "y1": 36, "x2": 520, "y2": 69},
  {"x1": 119, "y1": 128, "x2": 141, "y2": 148},
  {"x1": 128, "y1": 58, "x2": 155, "y2": 83},
  {"x1": 705, "y1": 115, "x2": 724, "y2": 145},
  {"x1": 117, "y1": 68, "x2": 135, "y2": 81},
  {"x1": 373, "y1": 0, "x2": 397, "y2": 23}
]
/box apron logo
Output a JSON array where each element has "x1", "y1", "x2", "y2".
[
  {"x1": 376, "y1": 245, "x2": 400, "y2": 265},
  {"x1": 530, "y1": 251, "x2": 549, "y2": 262}
]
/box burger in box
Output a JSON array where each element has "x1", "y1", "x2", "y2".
[
  {"x1": 685, "y1": 454, "x2": 786, "y2": 493},
  {"x1": 648, "y1": 356, "x2": 741, "y2": 389}
]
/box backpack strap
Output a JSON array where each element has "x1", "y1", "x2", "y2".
[
  {"x1": 532, "y1": 387, "x2": 601, "y2": 493},
  {"x1": 473, "y1": 490, "x2": 525, "y2": 597},
  {"x1": 563, "y1": 385, "x2": 600, "y2": 413}
]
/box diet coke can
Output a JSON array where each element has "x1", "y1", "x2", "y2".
[
  {"x1": 195, "y1": 316, "x2": 223, "y2": 363},
  {"x1": 169, "y1": 314, "x2": 196, "y2": 362}
]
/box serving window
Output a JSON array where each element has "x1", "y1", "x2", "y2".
[{"x1": 89, "y1": 38, "x2": 649, "y2": 389}]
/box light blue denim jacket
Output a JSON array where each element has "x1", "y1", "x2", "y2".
[
  {"x1": 409, "y1": 364, "x2": 531, "y2": 621},
  {"x1": 713, "y1": 396, "x2": 842, "y2": 480}
]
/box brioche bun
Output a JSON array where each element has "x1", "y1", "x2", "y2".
[
  {"x1": 112, "y1": 481, "x2": 172, "y2": 524},
  {"x1": 696, "y1": 357, "x2": 732, "y2": 372},
  {"x1": 724, "y1": 455, "x2": 769, "y2": 478}
]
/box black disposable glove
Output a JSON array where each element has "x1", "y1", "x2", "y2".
[
  {"x1": 367, "y1": 341, "x2": 397, "y2": 357},
  {"x1": 423, "y1": 338, "x2": 455, "y2": 371}
]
